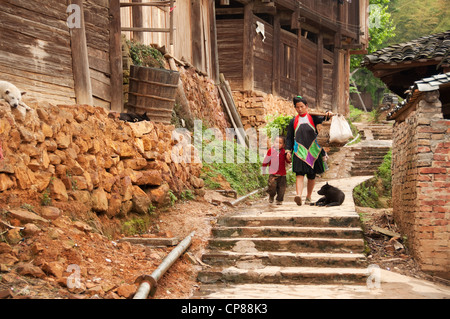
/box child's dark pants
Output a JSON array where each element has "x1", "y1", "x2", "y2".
[{"x1": 267, "y1": 175, "x2": 287, "y2": 202}]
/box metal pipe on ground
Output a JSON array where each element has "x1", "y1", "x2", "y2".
[
  {"x1": 133, "y1": 231, "x2": 196, "y2": 299},
  {"x1": 223, "y1": 187, "x2": 267, "y2": 207}
]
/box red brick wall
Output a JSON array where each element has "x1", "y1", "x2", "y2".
[{"x1": 391, "y1": 91, "x2": 450, "y2": 279}]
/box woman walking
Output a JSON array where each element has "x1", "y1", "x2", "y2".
[{"x1": 285, "y1": 96, "x2": 332, "y2": 206}]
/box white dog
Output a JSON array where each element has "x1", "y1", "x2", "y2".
[{"x1": 0, "y1": 80, "x2": 31, "y2": 117}]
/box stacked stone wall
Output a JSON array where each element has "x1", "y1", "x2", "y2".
[
  {"x1": 0, "y1": 101, "x2": 203, "y2": 218},
  {"x1": 233, "y1": 91, "x2": 295, "y2": 129}
]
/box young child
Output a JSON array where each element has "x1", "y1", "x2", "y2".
[{"x1": 262, "y1": 136, "x2": 291, "y2": 205}]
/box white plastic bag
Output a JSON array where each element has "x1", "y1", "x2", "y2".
[{"x1": 329, "y1": 114, "x2": 353, "y2": 143}]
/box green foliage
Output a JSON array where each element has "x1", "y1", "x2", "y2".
[
  {"x1": 387, "y1": 0, "x2": 450, "y2": 44},
  {"x1": 201, "y1": 142, "x2": 266, "y2": 195},
  {"x1": 127, "y1": 40, "x2": 165, "y2": 68},
  {"x1": 180, "y1": 190, "x2": 195, "y2": 201},
  {"x1": 375, "y1": 150, "x2": 392, "y2": 194},
  {"x1": 263, "y1": 114, "x2": 293, "y2": 139},
  {"x1": 351, "y1": 0, "x2": 396, "y2": 69},
  {"x1": 121, "y1": 216, "x2": 153, "y2": 236},
  {"x1": 349, "y1": 104, "x2": 364, "y2": 123},
  {"x1": 168, "y1": 190, "x2": 177, "y2": 206},
  {"x1": 351, "y1": 68, "x2": 390, "y2": 106},
  {"x1": 353, "y1": 149, "x2": 392, "y2": 208},
  {"x1": 353, "y1": 179, "x2": 382, "y2": 208},
  {"x1": 198, "y1": 123, "x2": 266, "y2": 195}
]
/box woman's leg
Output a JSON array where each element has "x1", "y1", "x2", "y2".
[
  {"x1": 295, "y1": 174, "x2": 304, "y2": 205},
  {"x1": 296, "y1": 174, "x2": 304, "y2": 196},
  {"x1": 306, "y1": 178, "x2": 315, "y2": 200}
]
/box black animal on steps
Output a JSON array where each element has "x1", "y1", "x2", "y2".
[{"x1": 310, "y1": 182, "x2": 345, "y2": 206}]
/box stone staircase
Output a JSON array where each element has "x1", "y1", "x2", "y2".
[
  {"x1": 349, "y1": 144, "x2": 392, "y2": 176},
  {"x1": 195, "y1": 177, "x2": 372, "y2": 298},
  {"x1": 356, "y1": 122, "x2": 393, "y2": 141},
  {"x1": 323, "y1": 122, "x2": 393, "y2": 180},
  {"x1": 349, "y1": 122, "x2": 392, "y2": 177}
]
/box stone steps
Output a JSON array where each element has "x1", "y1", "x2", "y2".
[
  {"x1": 201, "y1": 251, "x2": 366, "y2": 268},
  {"x1": 196, "y1": 177, "x2": 373, "y2": 296},
  {"x1": 350, "y1": 145, "x2": 391, "y2": 176},
  {"x1": 212, "y1": 225, "x2": 363, "y2": 239},
  {"x1": 198, "y1": 266, "x2": 369, "y2": 285},
  {"x1": 207, "y1": 237, "x2": 365, "y2": 253},
  {"x1": 217, "y1": 215, "x2": 362, "y2": 228}
]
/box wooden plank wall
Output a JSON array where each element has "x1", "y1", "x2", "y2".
[
  {"x1": 0, "y1": 0, "x2": 76, "y2": 104},
  {"x1": 216, "y1": 18, "x2": 244, "y2": 90},
  {"x1": 0, "y1": 0, "x2": 116, "y2": 109},
  {"x1": 253, "y1": 16, "x2": 273, "y2": 94},
  {"x1": 279, "y1": 29, "x2": 298, "y2": 100},
  {"x1": 299, "y1": 36, "x2": 317, "y2": 108},
  {"x1": 121, "y1": 0, "x2": 213, "y2": 75},
  {"x1": 85, "y1": 0, "x2": 112, "y2": 109},
  {"x1": 300, "y1": 0, "x2": 338, "y2": 25},
  {"x1": 322, "y1": 63, "x2": 333, "y2": 110},
  {"x1": 120, "y1": 0, "x2": 170, "y2": 48}
]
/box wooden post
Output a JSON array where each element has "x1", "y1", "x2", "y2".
[
  {"x1": 316, "y1": 32, "x2": 323, "y2": 108},
  {"x1": 191, "y1": 0, "x2": 203, "y2": 71},
  {"x1": 243, "y1": 2, "x2": 254, "y2": 91},
  {"x1": 132, "y1": 0, "x2": 144, "y2": 43},
  {"x1": 332, "y1": 30, "x2": 341, "y2": 113},
  {"x1": 272, "y1": 14, "x2": 280, "y2": 95},
  {"x1": 70, "y1": 0, "x2": 93, "y2": 105},
  {"x1": 109, "y1": 0, "x2": 124, "y2": 112},
  {"x1": 297, "y1": 27, "x2": 302, "y2": 95},
  {"x1": 209, "y1": 0, "x2": 220, "y2": 84},
  {"x1": 169, "y1": 0, "x2": 174, "y2": 48}
]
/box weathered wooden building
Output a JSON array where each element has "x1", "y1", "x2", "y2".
[
  {"x1": 0, "y1": 0, "x2": 123, "y2": 111},
  {"x1": 1, "y1": 0, "x2": 368, "y2": 119},
  {"x1": 214, "y1": 0, "x2": 369, "y2": 113},
  {"x1": 364, "y1": 33, "x2": 450, "y2": 279},
  {"x1": 122, "y1": 0, "x2": 369, "y2": 115}
]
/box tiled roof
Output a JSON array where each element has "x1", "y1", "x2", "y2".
[
  {"x1": 362, "y1": 31, "x2": 450, "y2": 67},
  {"x1": 387, "y1": 72, "x2": 450, "y2": 120}
]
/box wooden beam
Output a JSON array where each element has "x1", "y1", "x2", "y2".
[
  {"x1": 243, "y1": 2, "x2": 254, "y2": 91},
  {"x1": 132, "y1": 0, "x2": 144, "y2": 43},
  {"x1": 215, "y1": 7, "x2": 244, "y2": 15},
  {"x1": 121, "y1": 27, "x2": 171, "y2": 33},
  {"x1": 272, "y1": 14, "x2": 280, "y2": 95},
  {"x1": 120, "y1": 1, "x2": 172, "y2": 7},
  {"x1": 109, "y1": 0, "x2": 123, "y2": 112},
  {"x1": 316, "y1": 32, "x2": 323, "y2": 108},
  {"x1": 332, "y1": 32, "x2": 341, "y2": 113},
  {"x1": 69, "y1": 0, "x2": 93, "y2": 105},
  {"x1": 191, "y1": 0, "x2": 203, "y2": 71},
  {"x1": 169, "y1": 0, "x2": 174, "y2": 47},
  {"x1": 291, "y1": 6, "x2": 300, "y2": 30},
  {"x1": 209, "y1": 0, "x2": 220, "y2": 83},
  {"x1": 119, "y1": 237, "x2": 180, "y2": 246},
  {"x1": 297, "y1": 27, "x2": 302, "y2": 95}
]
